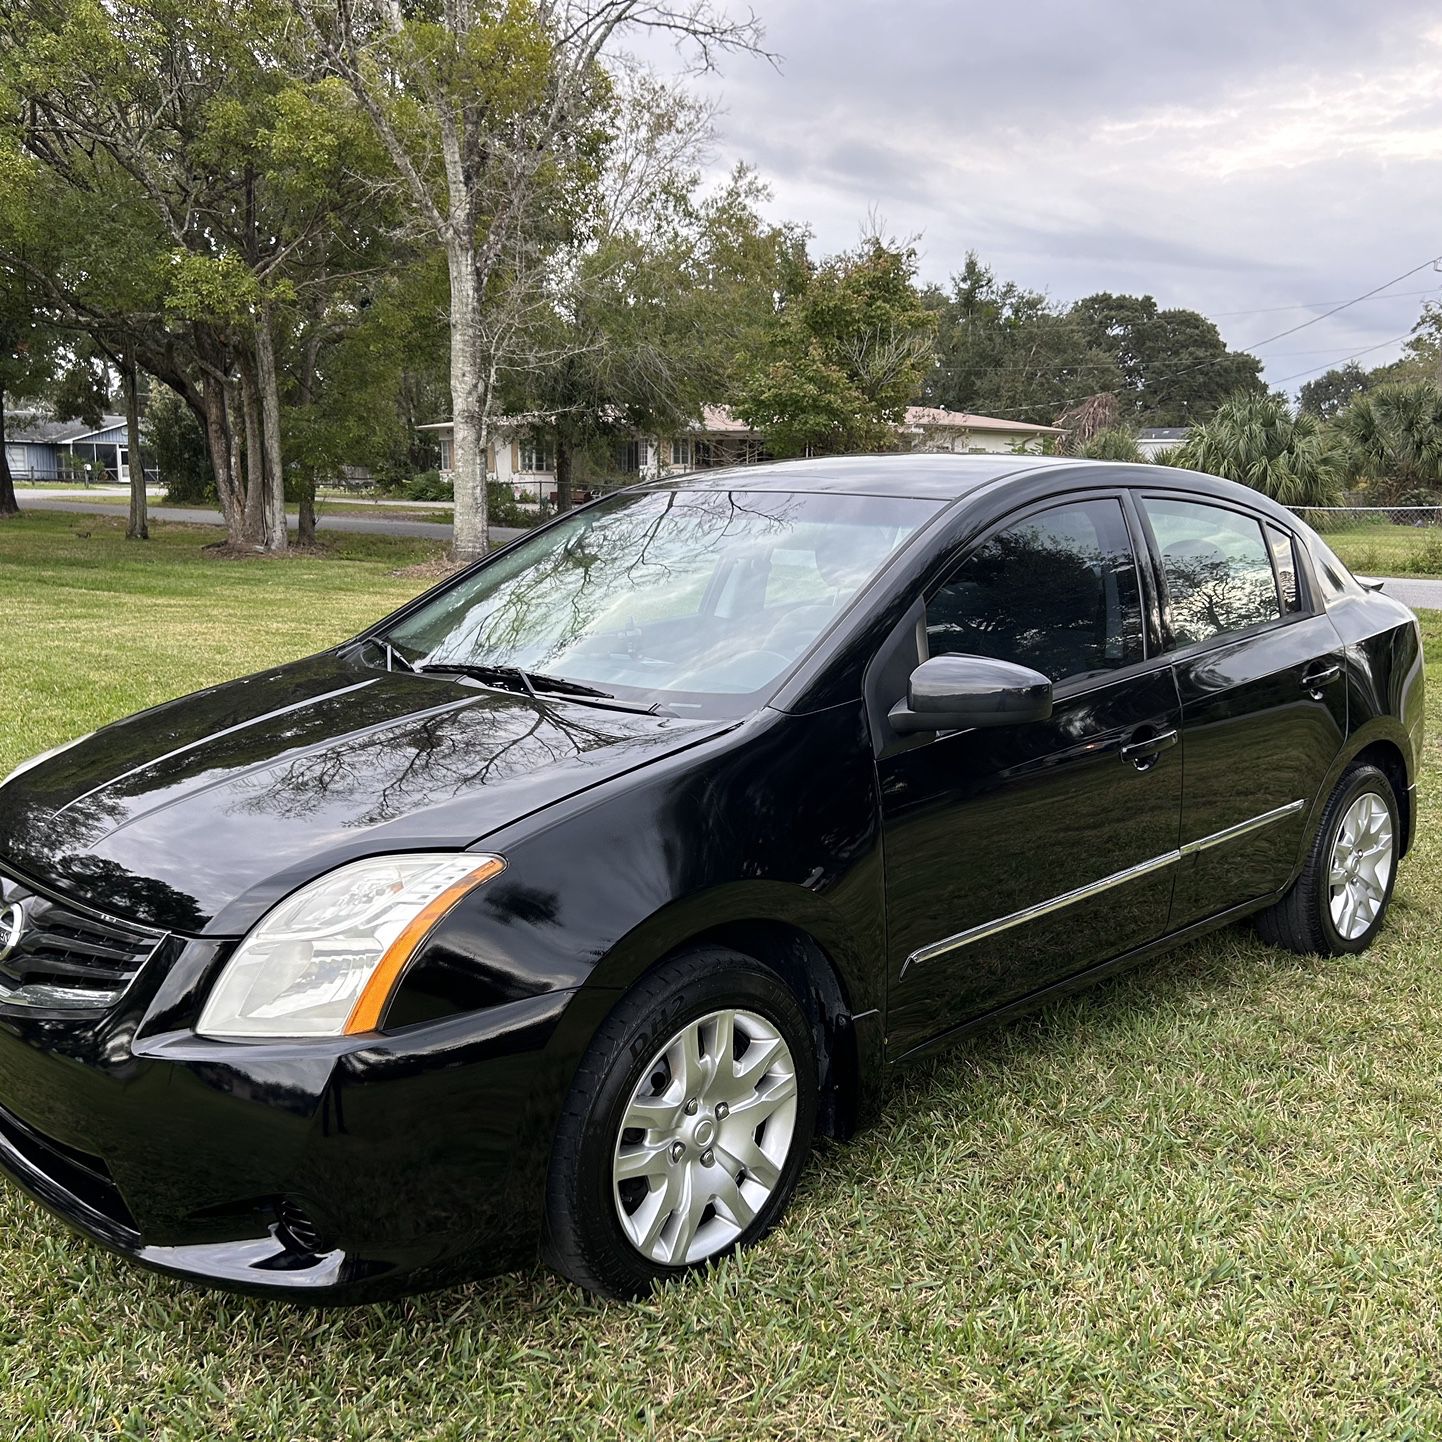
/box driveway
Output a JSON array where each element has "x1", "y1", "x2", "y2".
[
  {"x1": 1375, "y1": 577, "x2": 1442, "y2": 611},
  {"x1": 15, "y1": 495, "x2": 526, "y2": 547}
]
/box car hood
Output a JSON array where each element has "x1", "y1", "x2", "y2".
[{"x1": 0, "y1": 652, "x2": 729, "y2": 935}]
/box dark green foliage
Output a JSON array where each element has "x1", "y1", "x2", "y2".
[
  {"x1": 1172, "y1": 391, "x2": 1344, "y2": 507},
  {"x1": 147, "y1": 390, "x2": 214, "y2": 502}
]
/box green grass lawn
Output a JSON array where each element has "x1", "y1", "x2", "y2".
[
  {"x1": 3, "y1": 510, "x2": 1442, "y2": 1439},
  {"x1": 1308, "y1": 518, "x2": 1442, "y2": 579}
]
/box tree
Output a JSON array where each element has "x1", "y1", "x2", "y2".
[
  {"x1": 507, "y1": 74, "x2": 718, "y2": 509},
  {"x1": 920, "y1": 255, "x2": 1120, "y2": 424},
  {"x1": 146, "y1": 388, "x2": 213, "y2": 501},
  {"x1": 1172, "y1": 391, "x2": 1344, "y2": 508},
  {"x1": 1078, "y1": 427, "x2": 1142, "y2": 463},
  {"x1": 734, "y1": 234, "x2": 937, "y2": 457},
  {"x1": 1335, "y1": 380, "x2": 1442, "y2": 501},
  {"x1": 1298, "y1": 361, "x2": 1374, "y2": 420},
  {"x1": 1, "y1": 0, "x2": 401, "y2": 551},
  {"x1": 0, "y1": 274, "x2": 58, "y2": 517},
  {"x1": 301, "y1": 0, "x2": 765, "y2": 561},
  {"x1": 1070, "y1": 292, "x2": 1265, "y2": 426}
]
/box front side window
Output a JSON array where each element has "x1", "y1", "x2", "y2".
[
  {"x1": 386, "y1": 489, "x2": 940, "y2": 715},
  {"x1": 927, "y1": 498, "x2": 1144, "y2": 683},
  {"x1": 1142, "y1": 497, "x2": 1282, "y2": 645}
]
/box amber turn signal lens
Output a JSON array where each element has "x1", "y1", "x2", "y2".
[{"x1": 342, "y1": 857, "x2": 506, "y2": 1035}]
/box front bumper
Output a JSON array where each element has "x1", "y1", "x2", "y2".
[{"x1": 0, "y1": 928, "x2": 610, "y2": 1301}]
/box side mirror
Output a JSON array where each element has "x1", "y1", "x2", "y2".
[{"x1": 888, "y1": 654, "x2": 1053, "y2": 735}]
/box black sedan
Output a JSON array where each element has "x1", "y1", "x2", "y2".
[{"x1": 0, "y1": 455, "x2": 1424, "y2": 1300}]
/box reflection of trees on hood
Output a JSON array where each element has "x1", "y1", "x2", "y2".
[{"x1": 226, "y1": 696, "x2": 672, "y2": 829}]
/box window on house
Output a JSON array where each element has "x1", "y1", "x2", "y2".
[
  {"x1": 615, "y1": 439, "x2": 641, "y2": 473},
  {"x1": 671, "y1": 437, "x2": 692, "y2": 467},
  {"x1": 519, "y1": 439, "x2": 555, "y2": 473}
]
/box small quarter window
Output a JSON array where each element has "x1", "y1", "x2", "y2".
[
  {"x1": 927, "y1": 498, "x2": 1143, "y2": 683},
  {"x1": 1142, "y1": 497, "x2": 1282, "y2": 645},
  {"x1": 1266, "y1": 524, "x2": 1302, "y2": 613}
]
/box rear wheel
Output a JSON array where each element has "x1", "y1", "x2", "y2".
[
  {"x1": 1257, "y1": 763, "x2": 1399, "y2": 955},
  {"x1": 543, "y1": 948, "x2": 817, "y2": 1299}
]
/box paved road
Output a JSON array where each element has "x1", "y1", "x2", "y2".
[
  {"x1": 1376, "y1": 577, "x2": 1442, "y2": 611},
  {"x1": 16, "y1": 495, "x2": 525, "y2": 546}
]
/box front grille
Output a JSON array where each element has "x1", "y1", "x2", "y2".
[{"x1": 0, "y1": 874, "x2": 163, "y2": 1013}]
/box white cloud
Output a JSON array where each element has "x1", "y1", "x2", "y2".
[{"x1": 636, "y1": 0, "x2": 1442, "y2": 391}]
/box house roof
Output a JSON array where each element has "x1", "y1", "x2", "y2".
[
  {"x1": 5, "y1": 413, "x2": 127, "y2": 445},
  {"x1": 1138, "y1": 427, "x2": 1190, "y2": 441},
  {"x1": 902, "y1": 406, "x2": 1064, "y2": 435}
]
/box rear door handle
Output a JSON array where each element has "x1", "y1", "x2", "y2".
[
  {"x1": 1120, "y1": 728, "x2": 1178, "y2": 770},
  {"x1": 1301, "y1": 662, "x2": 1341, "y2": 694}
]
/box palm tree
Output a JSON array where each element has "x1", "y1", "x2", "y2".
[
  {"x1": 1335, "y1": 380, "x2": 1442, "y2": 502},
  {"x1": 1078, "y1": 427, "x2": 1142, "y2": 462},
  {"x1": 1172, "y1": 391, "x2": 1344, "y2": 508}
]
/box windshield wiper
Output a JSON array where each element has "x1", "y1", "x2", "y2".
[
  {"x1": 359, "y1": 636, "x2": 416, "y2": 673},
  {"x1": 415, "y1": 662, "x2": 609, "y2": 697},
  {"x1": 414, "y1": 662, "x2": 669, "y2": 715}
]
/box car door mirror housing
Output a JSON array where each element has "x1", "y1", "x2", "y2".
[{"x1": 888, "y1": 654, "x2": 1054, "y2": 734}]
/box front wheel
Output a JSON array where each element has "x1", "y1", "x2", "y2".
[
  {"x1": 543, "y1": 948, "x2": 817, "y2": 1299},
  {"x1": 1257, "y1": 763, "x2": 1399, "y2": 955}
]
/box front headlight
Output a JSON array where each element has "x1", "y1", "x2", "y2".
[{"x1": 197, "y1": 853, "x2": 505, "y2": 1040}]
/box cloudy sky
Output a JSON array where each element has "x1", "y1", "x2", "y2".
[{"x1": 642, "y1": 0, "x2": 1442, "y2": 393}]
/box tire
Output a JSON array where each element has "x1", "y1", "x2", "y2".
[
  {"x1": 542, "y1": 947, "x2": 817, "y2": 1300},
  {"x1": 1256, "y1": 762, "x2": 1400, "y2": 956}
]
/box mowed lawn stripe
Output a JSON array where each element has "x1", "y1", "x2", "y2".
[{"x1": 1, "y1": 510, "x2": 1441, "y2": 1440}]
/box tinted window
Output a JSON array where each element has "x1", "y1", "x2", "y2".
[
  {"x1": 1266, "y1": 524, "x2": 1302, "y2": 613},
  {"x1": 1143, "y1": 497, "x2": 1282, "y2": 645},
  {"x1": 927, "y1": 498, "x2": 1143, "y2": 683}
]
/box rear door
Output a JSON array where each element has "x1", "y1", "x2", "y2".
[
  {"x1": 1135, "y1": 494, "x2": 1348, "y2": 929},
  {"x1": 879, "y1": 490, "x2": 1185, "y2": 1056}
]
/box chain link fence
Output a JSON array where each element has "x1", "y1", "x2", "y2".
[{"x1": 1288, "y1": 506, "x2": 1442, "y2": 578}]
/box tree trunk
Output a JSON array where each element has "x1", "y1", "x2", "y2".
[
  {"x1": 555, "y1": 435, "x2": 573, "y2": 513},
  {"x1": 253, "y1": 311, "x2": 288, "y2": 552},
  {"x1": 298, "y1": 473, "x2": 317, "y2": 546},
  {"x1": 123, "y1": 352, "x2": 148, "y2": 541},
  {"x1": 447, "y1": 241, "x2": 489, "y2": 562},
  {"x1": 201, "y1": 374, "x2": 240, "y2": 538},
  {"x1": 240, "y1": 362, "x2": 267, "y2": 547},
  {"x1": 0, "y1": 387, "x2": 18, "y2": 518}
]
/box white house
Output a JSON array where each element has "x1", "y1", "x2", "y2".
[
  {"x1": 419, "y1": 405, "x2": 1062, "y2": 505},
  {"x1": 1136, "y1": 426, "x2": 1190, "y2": 459}
]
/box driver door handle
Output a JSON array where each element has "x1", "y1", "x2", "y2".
[{"x1": 1120, "y1": 728, "x2": 1178, "y2": 770}]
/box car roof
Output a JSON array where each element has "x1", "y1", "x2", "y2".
[
  {"x1": 637, "y1": 453, "x2": 1305, "y2": 530},
  {"x1": 640, "y1": 453, "x2": 1088, "y2": 501}
]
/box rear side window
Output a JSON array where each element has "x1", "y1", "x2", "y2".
[
  {"x1": 927, "y1": 497, "x2": 1143, "y2": 683},
  {"x1": 1142, "y1": 497, "x2": 1282, "y2": 645}
]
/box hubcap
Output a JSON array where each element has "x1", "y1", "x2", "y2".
[
  {"x1": 612, "y1": 1008, "x2": 798, "y2": 1266},
  {"x1": 1328, "y1": 790, "x2": 1394, "y2": 941}
]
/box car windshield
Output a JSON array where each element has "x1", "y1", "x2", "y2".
[{"x1": 383, "y1": 488, "x2": 941, "y2": 716}]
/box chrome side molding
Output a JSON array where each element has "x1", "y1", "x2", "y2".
[
  {"x1": 1177, "y1": 798, "x2": 1304, "y2": 856},
  {"x1": 901, "y1": 797, "x2": 1305, "y2": 976}
]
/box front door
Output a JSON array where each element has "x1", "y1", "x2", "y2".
[{"x1": 880, "y1": 494, "x2": 1185, "y2": 1057}]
